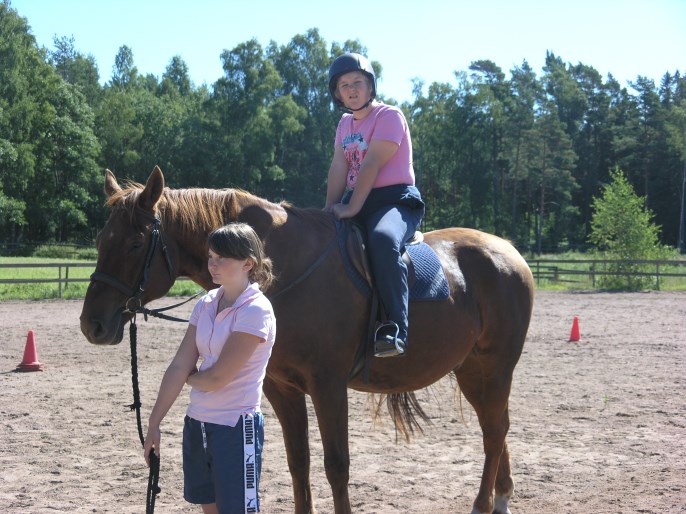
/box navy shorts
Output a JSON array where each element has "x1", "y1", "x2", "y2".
[{"x1": 183, "y1": 413, "x2": 264, "y2": 513}]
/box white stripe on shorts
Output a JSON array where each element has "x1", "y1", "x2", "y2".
[{"x1": 243, "y1": 413, "x2": 258, "y2": 513}]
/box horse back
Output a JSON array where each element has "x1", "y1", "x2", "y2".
[
  {"x1": 425, "y1": 227, "x2": 533, "y2": 288},
  {"x1": 423, "y1": 226, "x2": 534, "y2": 355}
]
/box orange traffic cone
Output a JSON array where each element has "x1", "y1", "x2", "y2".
[
  {"x1": 568, "y1": 316, "x2": 581, "y2": 342},
  {"x1": 16, "y1": 330, "x2": 44, "y2": 371}
]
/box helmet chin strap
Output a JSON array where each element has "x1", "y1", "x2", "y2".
[{"x1": 349, "y1": 97, "x2": 374, "y2": 112}]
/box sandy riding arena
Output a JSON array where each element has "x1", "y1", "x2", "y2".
[{"x1": 1, "y1": 290, "x2": 685, "y2": 513}]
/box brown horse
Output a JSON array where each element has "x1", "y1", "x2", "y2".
[{"x1": 80, "y1": 166, "x2": 534, "y2": 514}]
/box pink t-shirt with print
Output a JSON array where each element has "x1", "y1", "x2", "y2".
[
  {"x1": 334, "y1": 103, "x2": 414, "y2": 189},
  {"x1": 186, "y1": 282, "x2": 276, "y2": 427}
]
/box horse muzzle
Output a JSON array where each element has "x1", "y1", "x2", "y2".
[{"x1": 79, "y1": 310, "x2": 129, "y2": 345}]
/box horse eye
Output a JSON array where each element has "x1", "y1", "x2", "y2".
[{"x1": 128, "y1": 241, "x2": 144, "y2": 255}]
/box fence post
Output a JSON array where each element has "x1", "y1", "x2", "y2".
[
  {"x1": 537, "y1": 261, "x2": 541, "y2": 285},
  {"x1": 65, "y1": 264, "x2": 70, "y2": 290},
  {"x1": 58, "y1": 266, "x2": 63, "y2": 299},
  {"x1": 655, "y1": 262, "x2": 660, "y2": 291}
]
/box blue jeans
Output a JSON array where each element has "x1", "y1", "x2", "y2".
[{"x1": 344, "y1": 184, "x2": 425, "y2": 342}]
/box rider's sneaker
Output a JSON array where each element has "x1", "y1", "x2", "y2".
[{"x1": 374, "y1": 322, "x2": 406, "y2": 358}]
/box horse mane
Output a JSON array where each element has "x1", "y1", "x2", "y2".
[
  {"x1": 158, "y1": 188, "x2": 239, "y2": 232},
  {"x1": 105, "y1": 181, "x2": 292, "y2": 233}
]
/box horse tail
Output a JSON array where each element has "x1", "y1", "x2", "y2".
[
  {"x1": 372, "y1": 392, "x2": 432, "y2": 442},
  {"x1": 370, "y1": 373, "x2": 467, "y2": 442}
]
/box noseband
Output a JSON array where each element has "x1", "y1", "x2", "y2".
[{"x1": 90, "y1": 209, "x2": 175, "y2": 315}]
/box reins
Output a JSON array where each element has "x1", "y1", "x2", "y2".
[
  {"x1": 268, "y1": 236, "x2": 338, "y2": 302},
  {"x1": 126, "y1": 298, "x2": 201, "y2": 514},
  {"x1": 128, "y1": 316, "x2": 161, "y2": 514}
]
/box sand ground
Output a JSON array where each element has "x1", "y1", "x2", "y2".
[{"x1": 1, "y1": 290, "x2": 685, "y2": 513}]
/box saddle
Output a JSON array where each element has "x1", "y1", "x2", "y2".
[
  {"x1": 345, "y1": 222, "x2": 423, "y2": 293},
  {"x1": 340, "y1": 220, "x2": 449, "y2": 302},
  {"x1": 337, "y1": 220, "x2": 449, "y2": 382}
]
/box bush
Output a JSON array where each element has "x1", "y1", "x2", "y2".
[
  {"x1": 588, "y1": 167, "x2": 668, "y2": 290},
  {"x1": 32, "y1": 244, "x2": 97, "y2": 260}
]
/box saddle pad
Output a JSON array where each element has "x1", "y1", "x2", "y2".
[{"x1": 406, "y1": 242, "x2": 450, "y2": 301}]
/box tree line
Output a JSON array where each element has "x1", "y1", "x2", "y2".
[{"x1": 1, "y1": 2, "x2": 685, "y2": 254}]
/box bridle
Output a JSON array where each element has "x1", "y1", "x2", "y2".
[{"x1": 89, "y1": 209, "x2": 178, "y2": 319}]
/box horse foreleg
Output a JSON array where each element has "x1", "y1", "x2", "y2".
[
  {"x1": 457, "y1": 368, "x2": 514, "y2": 514},
  {"x1": 310, "y1": 380, "x2": 352, "y2": 514},
  {"x1": 263, "y1": 379, "x2": 316, "y2": 514}
]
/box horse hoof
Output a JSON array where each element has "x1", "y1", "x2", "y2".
[
  {"x1": 493, "y1": 493, "x2": 512, "y2": 514},
  {"x1": 468, "y1": 499, "x2": 511, "y2": 514}
]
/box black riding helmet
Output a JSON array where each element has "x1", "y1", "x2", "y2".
[{"x1": 328, "y1": 53, "x2": 377, "y2": 111}]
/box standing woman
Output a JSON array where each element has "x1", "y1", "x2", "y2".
[
  {"x1": 143, "y1": 223, "x2": 276, "y2": 514},
  {"x1": 324, "y1": 52, "x2": 425, "y2": 358}
]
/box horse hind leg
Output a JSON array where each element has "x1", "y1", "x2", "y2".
[
  {"x1": 455, "y1": 366, "x2": 515, "y2": 514},
  {"x1": 494, "y1": 438, "x2": 514, "y2": 514}
]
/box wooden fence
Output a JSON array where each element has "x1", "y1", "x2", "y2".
[
  {"x1": 0, "y1": 263, "x2": 94, "y2": 298},
  {"x1": 0, "y1": 263, "x2": 197, "y2": 298},
  {"x1": 527, "y1": 259, "x2": 686, "y2": 289},
  {"x1": 1, "y1": 260, "x2": 686, "y2": 297}
]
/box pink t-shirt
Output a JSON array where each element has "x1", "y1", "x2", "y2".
[
  {"x1": 335, "y1": 103, "x2": 415, "y2": 189},
  {"x1": 186, "y1": 282, "x2": 276, "y2": 427}
]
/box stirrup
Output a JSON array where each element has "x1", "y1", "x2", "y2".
[{"x1": 374, "y1": 321, "x2": 406, "y2": 358}]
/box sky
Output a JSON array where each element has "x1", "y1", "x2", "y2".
[{"x1": 8, "y1": 0, "x2": 686, "y2": 103}]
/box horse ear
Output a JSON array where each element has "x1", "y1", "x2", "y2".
[
  {"x1": 104, "y1": 169, "x2": 121, "y2": 198},
  {"x1": 138, "y1": 166, "x2": 165, "y2": 211}
]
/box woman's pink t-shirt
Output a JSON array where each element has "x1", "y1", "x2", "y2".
[
  {"x1": 335, "y1": 103, "x2": 415, "y2": 189},
  {"x1": 186, "y1": 282, "x2": 276, "y2": 427}
]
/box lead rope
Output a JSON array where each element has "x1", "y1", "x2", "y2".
[{"x1": 129, "y1": 315, "x2": 161, "y2": 513}]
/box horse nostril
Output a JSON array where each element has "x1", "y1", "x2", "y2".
[
  {"x1": 91, "y1": 320, "x2": 105, "y2": 339},
  {"x1": 81, "y1": 318, "x2": 104, "y2": 343}
]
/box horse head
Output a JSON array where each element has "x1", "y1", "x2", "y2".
[{"x1": 80, "y1": 166, "x2": 179, "y2": 345}]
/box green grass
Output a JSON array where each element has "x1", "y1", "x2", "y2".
[
  {"x1": 1, "y1": 252, "x2": 685, "y2": 300},
  {"x1": 0, "y1": 257, "x2": 202, "y2": 300}
]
